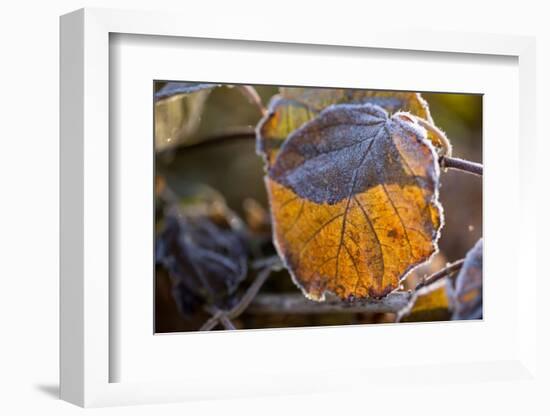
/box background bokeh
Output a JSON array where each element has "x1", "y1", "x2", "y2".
[{"x1": 154, "y1": 83, "x2": 482, "y2": 332}]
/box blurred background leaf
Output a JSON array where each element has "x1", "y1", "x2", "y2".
[
  {"x1": 448, "y1": 238, "x2": 483, "y2": 320},
  {"x1": 155, "y1": 191, "x2": 249, "y2": 320},
  {"x1": 155, "y1": 85, "x2": 213, "y2": 151}
]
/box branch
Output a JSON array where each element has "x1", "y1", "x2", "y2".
[
  {"x1": 395, "y1": 258, "x2": 466, "y2": 322},
  {"x1": 227, "y1": 266, "x2": 275, "y2": 318},
  {"x1": 158, "y1": 128, "x2": 255, "y2": 157},
  {"x1": 248, "y1": 260, "x2": 465, "y2": 316},
  {"x1": 236, "y1": 85, "x2": 267, "y2": 116},
  {"x1": 199, "y1": 259, "x2": 465, "y2": 328},
  {"x1": 199, "y1": 260, "x2": 283, "y2": 331},
  {"x1": 219, "y1": 314, "x2": 237, "y2": 330},
  {"x1": 441, "y1": 156, "x2": 483, "y2": 176},
  {"x1": 202, "y1": 307, "x2": 237, "y2": 330},
  {"x1": 414, "y1": 259, "x2": 465, "y2": 292},
  {"x1": 160, "y1": 121, "x2": 483, "y2": 181},
  {"x1": 248, "y1": 292, "x2": 412, "y2": 314}
]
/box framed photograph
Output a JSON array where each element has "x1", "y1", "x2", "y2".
[{"x1": 60, "y1": 8, "x2": 538, "y2": 408}]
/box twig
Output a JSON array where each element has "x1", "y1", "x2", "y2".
[
  {"x1": 201, "y1": 306, "x2": 238, "y2": 330},
  {"x1": 414, "y1": 259, "x2": 465, "y2": 292},
  {"x1": 227, "y1": 266, "x2": 276, "y2": 318},
  {"x1": 441, "y1": 156, "x2": 483, "y2": 176},
  {"x1": 251, "y1": 255, "x2": 282, "y2": 270},
  {"x1": 236, "y1": 85, "x2": 267, "y2": 116},
  {"x1": 247, "y1": 260, "x2": 464, "y2": 317},
  {"x1": 160, "y1": 124, "x2": 483, "y2": 180},
  {"x1": 158, "y1": 128, "x2": 255, "y2": 157},
  {"x1": 395, "y1": 259, "x2": 465, "y2": 322},
  {"x1": 219, "y1": 315, "x2": 237, "y2": 330},
  {"x1": 199, "y1": 310, "x2": 225, "y2": 331},
  {"x1": 199, "y1": 258, "x2": 466, "y2": 328},
  {"x1": 248, "y1": 292, "x2": 412, "y2": 315},
  {"x1": 199, "y1": 260, "x2": 283, "y2": 331}
]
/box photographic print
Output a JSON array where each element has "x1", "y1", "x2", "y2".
[{"x1": 154, "y1": 83, "x2": 482, "y2": 333}]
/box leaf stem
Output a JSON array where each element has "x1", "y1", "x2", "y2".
[
  {"x1": 236, "y1": 85, "x2": 267, "y2": 116},
  {"x1": 441, "y1": 156, "x2": 483, "y2": 176},
  {"x1": 414, "y1": 116, "x2": 452, "y2": 157}
]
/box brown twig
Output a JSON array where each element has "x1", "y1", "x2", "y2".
[
  {"x1": 219, "y1": 315, "x2": 237, "y2": 330},
  {"x1": 199, "y1": 310, "x2": 225, "y2": 331},
  {"x1": 414, "y1": 259, "x2": 465, "y2": 292},
  {"x1": 159, "y1": 119, "x2": 483, "y2": 181},
  {"x1": 236, "y1": 85, "x2": 267, "y2": 116},
  {"x1": 248, "y1": 292, "x2": 412, "y2": 315},
  {"x1": 200, "y1": 259, "x2": 466, "y2": 328},
  {"x1": 251, "y1": 255, "x2": 282, "y2": 270},
  {"x1": 157, "y1": 128, "x2": 256, "y2": 158},
  {"x1": 199, "y1": 260, "x2": 283, "y2": 331},
  {"x1": 249, "y1": 260, "x2": 463, "y2": 316},
  {"x1": 246, "y1": 260, "x2": 465, "y2": 317},
  {"x1": 202, "y1": 306, "x2": 238, "y2": 330},
  {"x1": 161, "y1": 130, "x2": 483, "y2": 180},
  {"x1": 441, "y1": 156, "x2": 483, "y2": 176}
]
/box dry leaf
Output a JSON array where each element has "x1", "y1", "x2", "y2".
[
  {"x1": 399, "y1": 279, "x2": 451, "y2": 322},
  {"x1": 450, "y1": 238, "x2": 482, "y2": 320},
  {"x1": 257, "y1": 87, "x2": 442, "y2": 167},
  {"x1": 156, "y1": 202, "x2": 248, "y2": 316},
  {"x1": 154, "y1": 82, "x2": 219, "y2": 151},
  {"x1": 266, "y1": 103, "x2": 443, "y2": 300},
  {"x1": 154, "y1": 82, "x2": 220, "y2": 102},
  {"x1": 396, "y1": 253, "x2": 451, "y2": 321}
]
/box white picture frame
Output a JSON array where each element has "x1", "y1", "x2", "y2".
[{"x1": 60, "y1": 7, "x2": 538, "y2": 408}]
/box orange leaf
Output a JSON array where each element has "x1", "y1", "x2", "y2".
[
  {"x1": 399, "y1": 280, "x2": 451, "y2": 322},
  {"x1": 265, "y1": 103, "x2": 443, "y2": 300}
]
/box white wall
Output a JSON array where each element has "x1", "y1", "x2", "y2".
[{"x1": 1, "y1": 0, "x2": 548, "y2": 414}]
